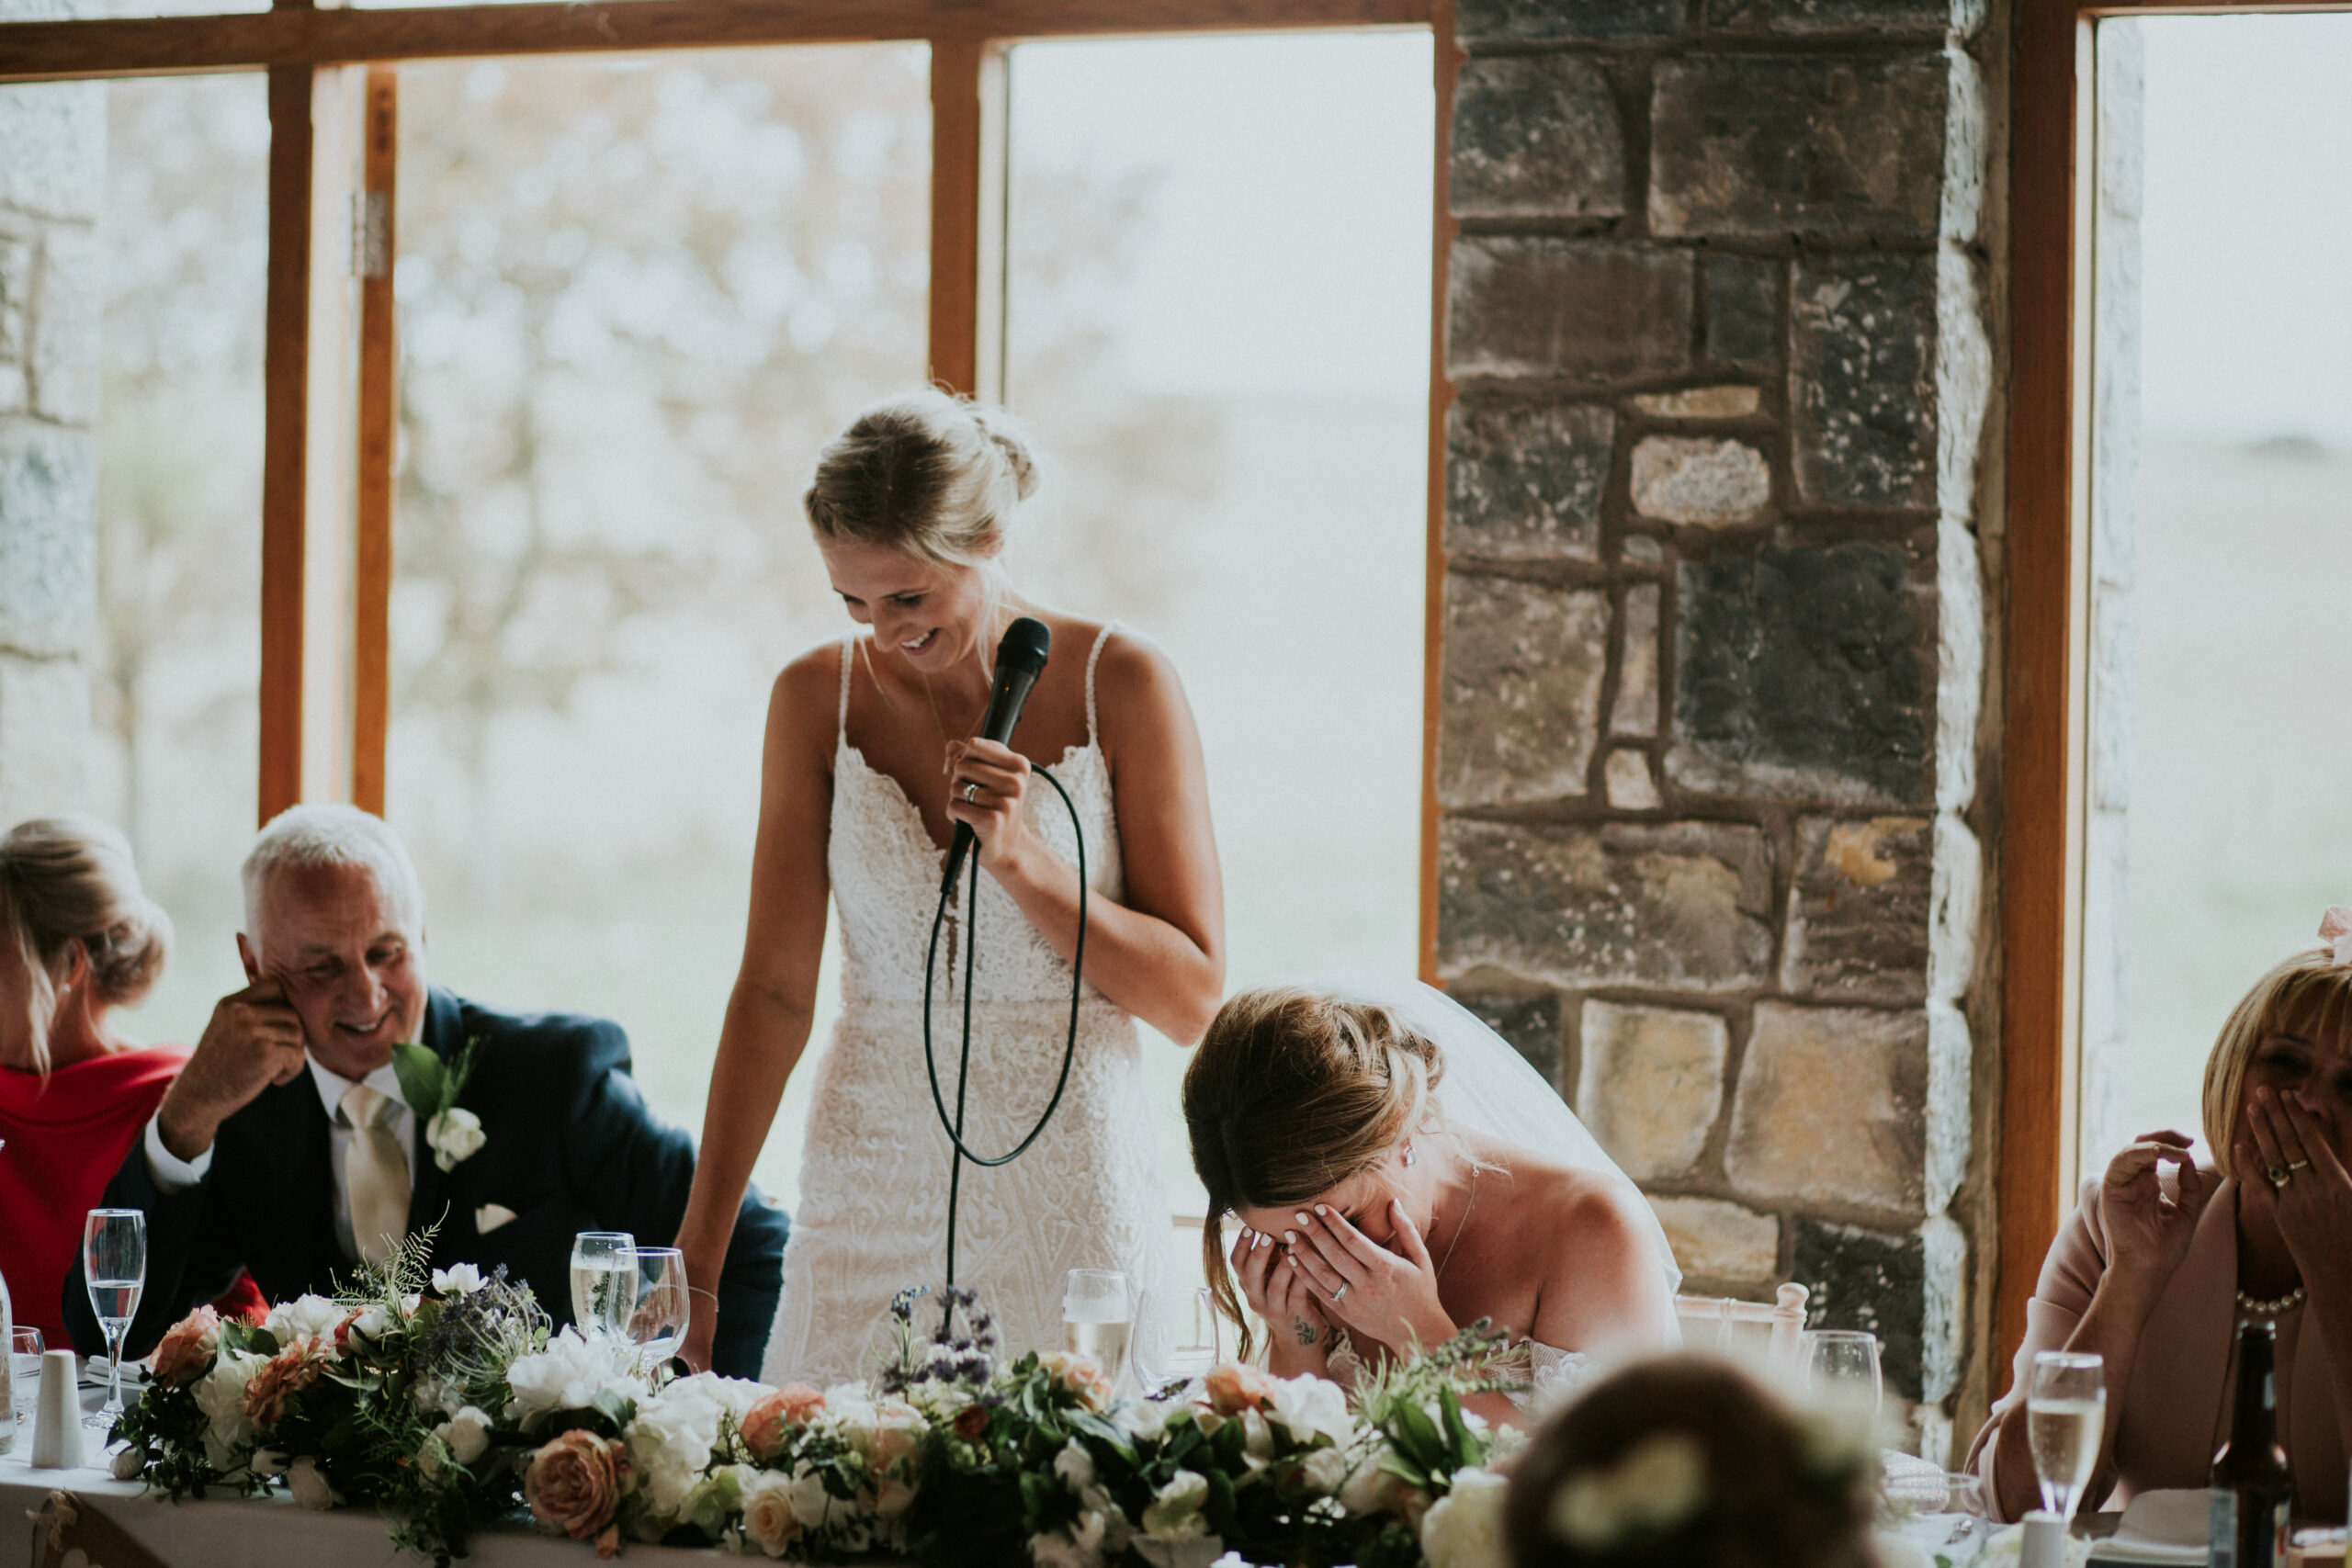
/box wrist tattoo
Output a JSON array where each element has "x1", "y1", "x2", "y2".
[{"x1": 1294, "y1": 1318, "x2": 1319, "y2": 1347}]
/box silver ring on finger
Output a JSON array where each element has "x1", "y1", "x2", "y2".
[
  {"x1": 2269, "y1": 1165, "x2": 2292, "y2": 1190},
  {"x1": 2288, "y1": 1158, "x2": 2312, "y2": 1173},
  {"x1": 960, "y1": 782, "x2": 979, "y2": 804},
  {"x1": 1330, "y1": 1282, "x2": 1349, "y2": 1303}
]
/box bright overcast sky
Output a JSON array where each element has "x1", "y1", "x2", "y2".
[{"x1": 2138, "y1": 15, "x2": 2352, "y2": 446}]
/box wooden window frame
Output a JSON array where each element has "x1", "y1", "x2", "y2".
[
  {"x1": 0, "y1": 0, "x2": 1453, "y2": 983},
  {"x1": 2002, "y1": 0, "x2": 2351, "y2": 1371}
]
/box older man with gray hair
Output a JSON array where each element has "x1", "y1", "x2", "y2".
[{"x1": 66, "y1": 804, "x2": 787, "y2": 1375}]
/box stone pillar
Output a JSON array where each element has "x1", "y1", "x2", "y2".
[
  {"x1": 1436, "y1": 0, "x2": 2002, "y2": 1456},
  {"x1": 0, "y1": 0, "x2": 102, "y2": 823}
]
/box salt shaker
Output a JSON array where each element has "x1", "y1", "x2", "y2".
[{"x1": 30, "y1": 1348, "x2": 84, "y2": 1469}]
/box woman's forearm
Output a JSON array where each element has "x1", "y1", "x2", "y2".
[
  {"x1": 1989, "y1": 1274, "x2": 2163, "y2": 1519},
  {"x1": 675, "y1": 982, "x2": 816, "y2": 1288},
  {"x1": 990, "y1": 837, "x2": 1221, "y2": 1044}
]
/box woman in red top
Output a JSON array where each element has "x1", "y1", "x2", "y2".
[{"x1": 0, "y1": 816, "x2": 258, "y2": 1344}]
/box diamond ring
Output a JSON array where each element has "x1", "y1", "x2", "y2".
[
  {"x1": 960, "y1": 783, "x2": 979, "y2": 804},
  {"x1": 1330, "y1": 1283, "x2": 1348, "y2": 1303}
]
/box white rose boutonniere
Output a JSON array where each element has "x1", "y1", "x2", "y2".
[{"x1": 392, "y1": 1037, "x2": 485, "y2": 1172}]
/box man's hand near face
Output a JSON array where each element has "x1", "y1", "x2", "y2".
[{"x1": 155, "y1": 980, "x2": 309, "y2": 1162}]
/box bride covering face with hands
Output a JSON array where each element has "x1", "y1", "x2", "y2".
[
  {"x1": 669, "y1": 390, "x2": 1225, "y2": 1382},
  {"x1": 1184, "y1": 981, "x2": 1680, "y2": 1425}
]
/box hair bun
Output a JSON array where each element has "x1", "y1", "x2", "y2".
[
  {"x1": 87, "y1": 896, "x2": 171, "y2": 1006},
  {"x1": 969, "y1": 406, "x2": 1039, "y2": 502}
]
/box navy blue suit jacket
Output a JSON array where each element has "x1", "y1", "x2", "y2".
[{"x1": 64, "y1": 987, "x2": 786, "y2": 1378}]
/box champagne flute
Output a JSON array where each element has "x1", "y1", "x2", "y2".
[
  {"x1": 2025, "y1": 1350, "x2": 2106, "y2": 1517},
  {"x1": 1132, "y1": 1286, "x2": 1219, "y2": 1400},
  {"x1": 83, "y1": 1209, "x2": 146, "y2": 1430},
  {"x1": 623, "y1": 1247, "x2": 690, "y2": 1377},
  {"x1": 568, "y1": 1231, "x2": 636, "y2": 1340},
  {"x1": 1802, "y1": 1329, "x2": 1884, "y2": 1413},
  {"x1": 1062, "y1": 1269, "x2": 1134, "y2": 1384}
]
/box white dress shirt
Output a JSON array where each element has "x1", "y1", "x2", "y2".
[{"x1": 144, "y1": 1058, "x2": 418, "y2": 1262}]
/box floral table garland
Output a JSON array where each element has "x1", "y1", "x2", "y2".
[{"x1": 107, "y1": 1240, "x2": 1521, "y2": 1568}]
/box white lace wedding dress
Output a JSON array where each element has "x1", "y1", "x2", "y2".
[{"x1": 761, "y1": 628, "x2": 1172, "y2": 1386}]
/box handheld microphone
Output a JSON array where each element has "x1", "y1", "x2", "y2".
[{"x1": 941, "y1": 616, "x2": 1052, "y2": 896}]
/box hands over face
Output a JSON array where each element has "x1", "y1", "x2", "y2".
[
  {"x1": 156, "y1": 979, "x2": 308, "y2": 1161},
  {"x1": 1281, "y1": 1201, "x2": 1455, "y2": 1353},
  {"x1": 2242, "y1": 1088, "x2": 2352, "y2": 1292},
  {"x1": 1229, "y1": 1225, "x2": 1328, "y2": 1369},
  {"x1": 2096, "y1": 1130, "x2": 2210, "y2": 1289}
]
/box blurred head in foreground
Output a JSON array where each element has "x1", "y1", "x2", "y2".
[
  {"x1": 0, "y1": 814, "x2": 170, "y2": 1075},
  {"x1": 1504, "y1": 1357, "x2": 1881, "y2": 1568}
]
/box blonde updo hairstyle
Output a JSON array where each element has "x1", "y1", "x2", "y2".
[
  {"x1": 804, "y1": 389, "x2": 1038, "y2": 571},
  {"x1": 2201, "y1": 947, "x2": 2352, "y2": 1183},
  {"x1": 0, "y1": 816, "x2": 171, "y2": 1075},
  {"x1": 1183, "y1": 986, "x2": 1442, "y2": 1359}
]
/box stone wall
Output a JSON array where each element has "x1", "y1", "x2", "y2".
[
  {"x1": 1435, "y1": 0, "x2": 2003, "y2": 1453},
  {"x1": 0, "y1": 0, "x2": 101, "y2": 823}
]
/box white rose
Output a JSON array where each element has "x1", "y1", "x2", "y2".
[
  {"x1": 1132, "y1": 1534, "x2": 1225, "y2": 1568},
  {"x1": 251, "y1": 1447, "x2": 288, "y2": 1479},
  {"x1": 786, "y1": 1466, "x2": 838, "y2": 1529},
  {"x1": 1340, "y1": 1450, "x2": 1408, "y2": 1517},
  {"x1": 426, "y1": 1106, "x2": 487, "y2": 1171},
  {"x1": 1420, "y1": 1468, "x2": 1509, "y2": 1568},
  {"x1": 1240, "y1": 1410, "x2": 1273, "y2": 1462},
  {"x1": 194, "y1": 1348, "x2": 266, "y2": 1449},
  {"x1": 265, "y1": 1294, "x2": 343, "y2": 1344},
  {"x1": 628, "y1": 1379, "x2": 727, "y2": 1516},
  {"x1": 504, "y1": 1327, "x2": 637, "y2": 1427},
  {"x1": 1113, "y1": 1399, "x2": 1173, "y2": 1444},
  {"x1": 344, "y1": 1304, "x2": 390, "y2": 1343},
  {"x1": 1266, "y1": 1373, "x2": 1355, "y2": 1448},
  {"x1": 435, "y1": 1405, "x2": 494, "y2": 1467},
  {"x1": 431, "y1": 1262, "x2": 485, "y2": 1296},
  {"x1": 1054, "y1": 1438, "x2": 1095, "y2": 1494},
  {"x1": 1138, "y1": 1470, "x2": 1209, "y2": 1539},
  {"x1": 741, "y1": 1471, "x2": 802, "y2": 1557},
  {"x1": 287, "y1": 1456, "x2": 345, "y2": 1511},
  {"x1": 1299, "y1": 1445, "x2": 1351, "y2": 1495},
  {"x1": 111, "y1": 1446, "x2": 146, "y2": 1481},
  {"x1": 1030, "y1": 1511, "x2": 1112, "y2": 1568}
]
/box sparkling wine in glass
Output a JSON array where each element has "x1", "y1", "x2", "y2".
[
  {"x1": 1062, "y1": 1269, "x2": 1134, "y2": 1382},
  {"x1": 623, "y1": 1247, "x2": 690, "y2": 1376},
  {"x1": 1802, "y1": 1329, "x2": 1884, "y2": 1413},
  {"x1": 83, "y1": 1208, "x2": 146, "y2": 1430},
  {"x1": 1133, "y1": 1286, "x2": 1219, "y2": 1399},
  {"x1": 568, "y1": 1231, "x2": 637, "y2": 1340},
  {"x1": 2025, "y1": 1350, "x2": 2106, "y2": 1517}
]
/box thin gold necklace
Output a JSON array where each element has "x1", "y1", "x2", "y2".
[{"x1": 1434, "y1": 1162, "x2": 1480, "y2": 1281}]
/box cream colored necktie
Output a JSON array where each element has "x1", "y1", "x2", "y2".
[{"x1": 339, "y1": 1083, "x2": 412, "y2": 1266}]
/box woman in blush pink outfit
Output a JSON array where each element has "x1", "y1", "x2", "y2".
[{"x1": 1965, "y1": 912, "x2": 2352, "y2": 1523}]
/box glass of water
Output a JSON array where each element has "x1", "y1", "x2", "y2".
[
  {"x1": 1801, "y1": 1329, "x2": 1884, "y2": 1414},
  {"x1": 623, "y1": 1247, "x2": 690, "y2": 1376},
  {"x1": 83, "y1": 1208, "x2": 146, "y2": 1428},
  {"x1": 569, "y1": 1231, "x2": 637, "y2": 1340},
  {"x1": 12, "y1": 1327, "x2": 42, "y2": 1425},
  {"x1": 1132, "y1": 1286, "x2": 1219, "y2": 1400},
  {"x1": 1062, "y1": 1269, "x2": 1134, "y2": 1383},
  {"x1": 2026, "y1": 1350, "x2": 2106, "y2": 1517}
]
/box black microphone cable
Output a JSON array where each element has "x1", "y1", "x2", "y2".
[{"x1": 920, "y1": 765, "x2": 1088, "y2": 1293}]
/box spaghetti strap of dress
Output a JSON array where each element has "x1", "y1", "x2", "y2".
[
  {"x1": 1083, "y1": 623, "x2": 1117, "y2": 750},
  {"x1": 837, "y1": 635, "x2": 854, "y2": 740}
]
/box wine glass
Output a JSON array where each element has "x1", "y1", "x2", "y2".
[
  {"x1": 1062, "y1": 1269, "x2": 1134, "y2": 1383},
  {"x1": 623, "y1": 1247, "x2": 690, "y2": 1377},
  {"x1": 568, "y1": 1231, "x2": 637, "y2": 1340},
  {"x1": 1132, "y1": 1286, "x2": 1219, "y2": 1399},
  {"x1": 2026, "y1": 1350, "x2": 2106, "y2": 1517},
  {"x1": 83, "y1": 1209, "x2": 145, "y2": 1429},
  {"x1": 1801, "y1": 1329, "x2": 1884, "y2": 1413}
]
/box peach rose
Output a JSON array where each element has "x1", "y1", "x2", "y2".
[
  {"x1": 243, "y1": 1336, "x2": 333, "y2": 1428},
  {"x1": 526, "y1": 1428, "x2": 630, "y2": 1543},
  {"x1": 1040, "y1": 1351, "x2": 1114, "y2": 1412},
  {"x1": 150, "y1": 1306, "x2": 222, "y2": 1387},
  {"x1": 1204, "y1": 1360, "x2": 1277, "y2": 1416},
  {"x1": 741, "y1": 1472, "x2": 803, "y2": 1556},
  {"x1": 740, "y1": 1383, "x2": 826, "y2": 1462}
]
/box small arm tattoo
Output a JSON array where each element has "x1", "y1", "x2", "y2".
[{"x1": 1293, "y1": 1318, "x2": 1319, "y2": 1347}]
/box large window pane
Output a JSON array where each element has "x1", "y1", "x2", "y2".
[
  {"x1": 1001, "y1": 31, "x2": 1434, "y2": 1210},
  {"x1": 93, "y1": 75, "x2": 267, "y2": 1050},
  {"x1": 389, "y1": 48, "x2": 929, "y2": 1207},
  {"x1": 2098, "y1": 17, "x2": 2352, "y2": 1154}
]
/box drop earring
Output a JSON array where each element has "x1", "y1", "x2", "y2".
[{"x1": 1402, "y1": 1144, "x2": 1418, "y2": 1168}]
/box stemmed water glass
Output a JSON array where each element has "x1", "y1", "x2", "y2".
[
  {"x1": 1062, "y1": 1269, "x2": 1135, "y2": 1384},
  {"x1": 82, "y1": 1209, "x2": 146, "y2": 1430},
  {"x1": 569, "y1": 1231, "x2": 637, "y2": 1340},
  {"x1": 623, "y1": 1247, "x2": 690, "y2": 1378},
  {"x1": 1801, "y1": 1329, "x2": 1884, "y2": 1414},
  {"x1": 2026, "y1": 1350, "x2": 2106, "y2": 1517},
  {"x1": 1132, "y1": 1286, "x2": 1219, "y2": 1400}
]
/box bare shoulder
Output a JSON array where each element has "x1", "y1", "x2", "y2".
[
  {"x1": 769, "y1": 638, "x2": 853, "y2": 751},
  {"x1": 1086, "y1": 626, "x2": 1192, "y2": 727},
  {"x1": 1492, "y1": 1154, "x2": 1649, "y2": 1257}
]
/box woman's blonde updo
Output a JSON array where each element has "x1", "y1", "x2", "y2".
[
  {"x1": 0, "y1": 815, "x2": 171, "y2": 1075},
  {"x1": 1183, "y1": 986, "x2": 1444, "y2": 1356},
  {"x1": 804, "y1": 389, "x2": 1039, "y2": 568}
]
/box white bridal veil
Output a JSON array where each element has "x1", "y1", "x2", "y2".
[{"x1": 1319, "y1": 971, "x2": 1684, "y2": 1304}]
